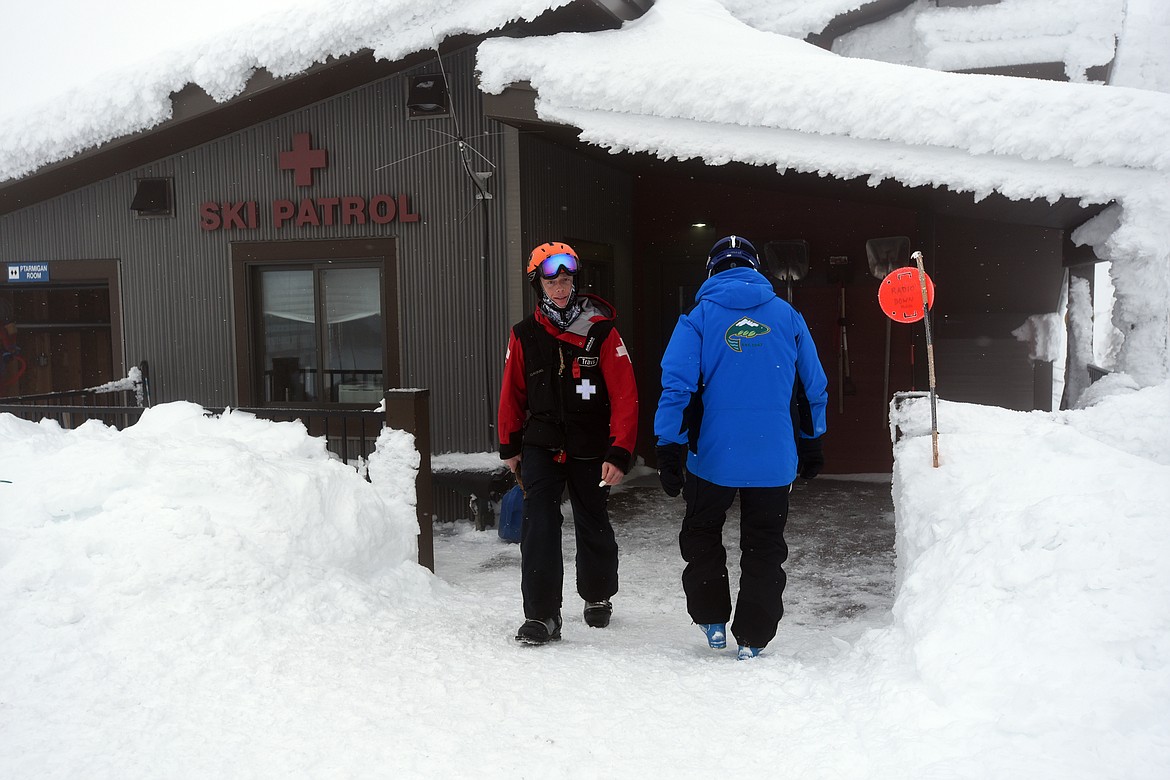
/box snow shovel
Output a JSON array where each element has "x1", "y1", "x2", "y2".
[
  {"x1": 866, "y1": 237, "x2": 910, "y2": 426},
  {"x1": 763, "y1": 240, "x2": 810, "y2": 304},
  {"x1": 826, "y1": 255, "x2": 857, "y2": 413},
  {"x1": 764, "y1": 241, "x2": 812, "y2": 455}
]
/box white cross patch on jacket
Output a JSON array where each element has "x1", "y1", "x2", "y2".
[
  {"x1": 615, "y1": 338, "x2": 630, "y2": 361},
  {"x1": 576, "y1": 379, "x2": 597, "y2": 400}
]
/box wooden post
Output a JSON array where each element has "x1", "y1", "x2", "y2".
[
  {"x1": 383, "y1": 389, "x2": 434, "y2": 571},
  {"x1": 911, "y1": 251, "x2": 940, "y2": 468}
]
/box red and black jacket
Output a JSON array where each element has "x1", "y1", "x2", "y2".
[{"x1": 498, "y1": 295, "x2": 638, "y2": 472}]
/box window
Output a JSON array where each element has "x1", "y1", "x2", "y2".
[
  {"x1": 232, "y1": 240, "x2": 399, "y2": 406},
  {"x1": 257, "y1": 265, "x2": 383, "y2": 403}
]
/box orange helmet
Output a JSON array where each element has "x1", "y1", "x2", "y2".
[{"x1": 526, "y1": 242, "x2": 579, "y2": 283}]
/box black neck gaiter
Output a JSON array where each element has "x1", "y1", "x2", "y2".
[{"x1": 538, "y1": 286, "x2": 581, "y2": 330}]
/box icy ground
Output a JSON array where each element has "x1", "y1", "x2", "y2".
[{"x1": 435, "y1": 475, "x2": 896, "y2": 663}]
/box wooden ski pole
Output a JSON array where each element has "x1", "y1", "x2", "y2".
[{"x1": 911, "y1": 251, "x2": 940, "y2": 468}]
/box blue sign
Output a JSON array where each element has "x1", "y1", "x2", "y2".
[{"x1": 6, "y1": 263, "x2": 50, "y2": 283}]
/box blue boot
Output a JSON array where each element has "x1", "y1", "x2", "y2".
[
  {"x1": 699, "y1": 623, "x2": 726, "y2": 649},
  {"x1": 737, "y1": 645, "x2": 762, "y2": 660}
]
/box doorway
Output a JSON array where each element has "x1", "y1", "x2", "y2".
[{"x1": 1, "y1": 259, "x2": 122, "y2": 397}]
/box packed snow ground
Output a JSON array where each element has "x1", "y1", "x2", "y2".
[{"x1": 2, "y1": 381, "x2": 1168, "y2": 778}]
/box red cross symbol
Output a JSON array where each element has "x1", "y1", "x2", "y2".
[{"x1": 279, "y1": 132, "x2": 327, "y2": 187}]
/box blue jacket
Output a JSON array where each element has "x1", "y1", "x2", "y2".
[{"x1": 654, "y1": 267, "x2": 828, "y2": 487}]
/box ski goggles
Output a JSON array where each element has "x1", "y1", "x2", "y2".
[{"x1": 536, "y1": 252, "x2": 579, "y2": 279}]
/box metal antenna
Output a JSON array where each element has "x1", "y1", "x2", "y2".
[
  {"x1": 431, "y1": 45, "x2": 493, "y2": 202},
  {"x1": 430, "y1": 38, "x2": 496, "y2": 449}
]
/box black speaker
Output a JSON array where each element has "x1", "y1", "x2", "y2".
[
  {"x1": 407, "y1": 75, "x2": 449, "y2": 118},
  {"x1": 130, "y1": 178, "x2": 173, "y2": 217}
]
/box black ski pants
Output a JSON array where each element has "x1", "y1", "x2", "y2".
[
  {"x1": 679, "y1": 472, "x2": 790, "y2": 649},
  {"x1": 519, "y1": 445, "x2": 619, "y2": 619}
]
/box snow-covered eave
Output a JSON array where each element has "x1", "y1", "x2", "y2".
[
  {"x1": 488, "y1": 87, "x2": 1170, "y2": 385},
  {"x1": 476, "y1": 2, "x2": 1170, "y2": 176},
  {"x1": 620, "y1": 107, "x2": 1167, "y2": 387},
  {"x1": 0, "y1": 0, "x2": 642, "y2": 216},
  {"x1": 0, "y1": 49, "x2": 426, "y2": 217},
  {"x1": 524, "y1": 102, "x2": 1163, "y2": 216}
]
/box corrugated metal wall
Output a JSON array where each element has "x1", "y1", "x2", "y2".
[
  {"x1": 518, "y1": 135, "x2": 635, "y2": 339},
  {"x1": 0, "y1": 48, "x2": 513, "y2": 455}
]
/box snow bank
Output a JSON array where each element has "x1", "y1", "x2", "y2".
[
  {"x1": 2, "y1": 388, "x2": 1169, "y2": 776},
  {"x1": 887, "y1": 390, "x2": 1170, "y2": 775},
  {"x1": 0, "y1": 402, "x2": 432, "y2": 638}
]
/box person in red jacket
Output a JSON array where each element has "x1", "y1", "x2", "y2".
[{"x1": 498, "y1": 241, "x2": 638, "y2": 645}]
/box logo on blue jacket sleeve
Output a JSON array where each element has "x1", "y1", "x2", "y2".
[{"x1": 724, "y1": 317, "x2": 771, "y2": 352}]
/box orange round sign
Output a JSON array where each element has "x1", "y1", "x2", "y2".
[{"x1": 879, "y1": 267, "x2": 935, "y2": 323}]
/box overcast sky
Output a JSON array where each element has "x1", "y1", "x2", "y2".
[{"x1": 0, "y1": 0, "x2": 294, "y2": 114}]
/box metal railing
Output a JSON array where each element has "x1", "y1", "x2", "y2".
[
  {"x1": 1, "y1": 360, "x2": 382, "y2": 466},
  {"x1": 0, "y1": 400, "x2": 146, "y2": 430},
  {"x1": 0, "y1": 360, "x2": 152, "y2": 430}
]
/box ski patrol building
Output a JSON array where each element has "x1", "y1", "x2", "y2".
[{"x1": 2, "y1": 0, "x2": 1163, "y2": 520}]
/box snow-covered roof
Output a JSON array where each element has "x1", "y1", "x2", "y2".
[
  {"x1": 0, "y1": 0, "x2": 579, "y2": 185},
  {"x1": 477, "y1": 0, "x2": 1169, "y2": 384},
  {"x1": 833, "y1": 0, "x2": 1126, "y2": 81},
  {"x1": 479, "y1": 0, "x2": 1169, "y2": 206},
  {"x1": 717, "y1": 0, "x2": 879, "y2": 39},
  {"x1": 2, "y1": 0, "x2": 1167, "y2": 194}
]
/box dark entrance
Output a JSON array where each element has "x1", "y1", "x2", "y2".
[
  {"x1": 633, "y1": 174, "x2": 920, "y2": 474},
  {"x1": 1, "y1": 259, "x2": 122, "y2": 397}
]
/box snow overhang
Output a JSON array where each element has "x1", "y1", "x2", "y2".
[
  {"x1": 486, "y1": 84, "x2": 1113, "y2": 231},
  {"x1": 0, "y1": 47, "x2": 446, "y2": 217},
  {"x1": 477, "y1": 0, "x2": 1169, "y2": 228},
  {"x1": 0, "y1": 0, "x2": 650, "y2": 217}
]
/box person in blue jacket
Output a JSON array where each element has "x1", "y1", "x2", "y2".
[{"x1": 654, "y1": 235, "x2": 828, "y2": 660}]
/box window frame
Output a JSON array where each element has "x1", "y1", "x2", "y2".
[{"x1": 230, "y1": 239, "x2": 399, "y2": 407}]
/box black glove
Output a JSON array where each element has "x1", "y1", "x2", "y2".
[
  {"x1": 796, "y1": 436, "x2": 824, "y2": 480},
  {"x1": 656, "y1": 443, "x2": 687, "y2": 497}
]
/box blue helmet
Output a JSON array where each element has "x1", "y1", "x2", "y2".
[{"x1": 706, "y1": 235, "x2": 760, "y2": 275}]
